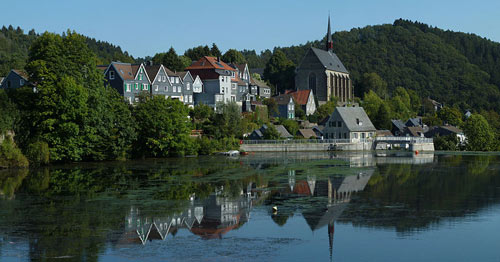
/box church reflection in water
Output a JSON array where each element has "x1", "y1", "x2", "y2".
[{"x1": 277, "y1": 169, "x2": 373, "y2": 258}]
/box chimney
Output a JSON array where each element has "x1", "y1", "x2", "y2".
[{"x1": 217, "y1": 57, "x2": 221, "y2": 62}]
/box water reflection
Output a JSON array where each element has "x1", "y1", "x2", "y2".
[
  {"x1": 122, "y1": 193, "x2": 252, "y2": 245},
  {"x1": 1, "y1": 152, "x2": 500, "y2": 261}
]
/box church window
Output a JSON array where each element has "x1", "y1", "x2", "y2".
[{"x1": 308, "y1": 73, "x2": 316, "y2": 90}]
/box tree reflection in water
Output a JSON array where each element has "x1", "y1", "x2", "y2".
[{"x1": 0, "y1": 153, "x2": 499, "y2": 261}]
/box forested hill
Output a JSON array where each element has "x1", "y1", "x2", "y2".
[
  {"x1": 0, "y1": 25, "x2": 135, "y2": 76},
  {"x1": 265, "y1": 19, "x2": 500, "y2": 112}
]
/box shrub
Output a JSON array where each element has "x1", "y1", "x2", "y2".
[
  {"x1": 0, "y1": 136, "x2": 29, "y2": 168},
  {"x1": 25, "y1": 141, "x2": 50, "y2": 166}
]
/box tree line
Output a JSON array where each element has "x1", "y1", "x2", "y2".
[{"x1": 0, "y1": 31, "x2": 273, "y2": 166}]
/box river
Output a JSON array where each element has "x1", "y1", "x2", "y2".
[{"x1": 1, "y1": 152, "x2": 500, "y2": 261}]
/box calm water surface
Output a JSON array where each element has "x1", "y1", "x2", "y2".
[{"x1": 1, "y1": 152, "x2": 500, "y2": 261}]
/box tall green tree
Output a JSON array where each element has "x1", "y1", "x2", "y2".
[
  {"x1": 373, "y1": 102, "x2": 392, "y2": 130},
  {"x1": 184, "y1": 45, "x2": 212, "y2": 61},
  {"x1": 133, "y1": 96, "x2": 192, "y2": 157},
  {"x1": 152, "y1": 47, "x2": 184, "y2": 71},
  {"x1": 438, "y1": 106, "x2": 463, "y2": 127},
  {"x1": 264, "y1": 50, "x2": 295, "y2": 94},
  {"x1": 462, "y1": 114, "x2": 494, "y2": 151},
  {"x1": 210, "y1": 43, "x2": 222, "y2": 58},
  {"x1": 360, "y1": 73, "x2": 388, "y2": 99},
  {"x1": 208, "y1": 102, "x2": 242, "y2": 139},
  {"x1": 25, "y1": 31, "x2": 136, "y2": 161},
  {"x1": 362, "y1": 90, "x2": 383, "y2": 121},
  {"x1": 0, "y1": 89, "x2": 18, "y2": 135},
  {"x1": 222, "y1": 49, "x2": 246, "y2": 64}
]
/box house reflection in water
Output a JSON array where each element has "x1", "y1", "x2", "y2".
[{"x1": 120, "y1": 193, "x2": 252, "y2": 245}]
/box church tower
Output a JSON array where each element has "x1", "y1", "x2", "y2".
[{"x1": 326, "y1": 15, "x2": 333, "y2": 52}]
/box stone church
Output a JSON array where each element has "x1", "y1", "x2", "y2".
[{"x1": 295, "y1": 16, "x2": 353, "y2": 105}]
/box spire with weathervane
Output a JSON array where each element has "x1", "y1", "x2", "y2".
[{"x1": 326, "y1": 15, "x2": 333, "y2": 52}]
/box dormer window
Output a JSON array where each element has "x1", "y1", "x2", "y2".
[
  {"x1": 109, "y1": 71, "x2": 115, "y2": 80},
  {"x1": 357, "y1": 118, "x2": 363, "y2": 126}
]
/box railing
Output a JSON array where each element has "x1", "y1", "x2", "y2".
[
  {"x1": 242, "y1": 139, "x2": 361, "y2": 145},
  {"x1": 375, "y1": 136, "x2": 433, "y2": 144},
  {"x1": 241, "y1": 136, "x2": 433, "y2": 145}
]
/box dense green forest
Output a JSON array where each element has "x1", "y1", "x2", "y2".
[
  {"x1": 0, "y1": 25, "x2": 134, "y2": 76},
  {"x1": 239, "y1": 19, "x2": 500, "y2": 113}
]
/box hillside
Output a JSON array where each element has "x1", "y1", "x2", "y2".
[
  {"x1": 0, "y1": 25, "x2": 135, "y2": 76},
  {"x1": 243, "y1": 19, "x2": 500, "y2": 112}
]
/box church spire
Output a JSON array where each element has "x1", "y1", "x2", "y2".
[{"x1": 326, "y1": 15, "x2": 333, "y2": 52}]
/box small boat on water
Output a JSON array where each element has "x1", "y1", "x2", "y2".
[{"x1": 223, "y1": 150, "x2": 240, "y2": 157}]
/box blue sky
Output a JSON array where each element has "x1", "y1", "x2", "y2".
[{"x1": 2, "y1": 0, "x2": 500, "y2": 58}]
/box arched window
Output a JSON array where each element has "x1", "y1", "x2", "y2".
[{"x1": 308, "y1": 73, "x2": 316, "y2": 91}]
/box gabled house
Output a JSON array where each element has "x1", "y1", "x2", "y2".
[
  {"x1": 192, "y1": 74, "x2": 203, "y2": 93},
  {"x1": 406, "y1": 117, "x2": 424, "y2": 128},
  {"x1": 323, "y1": 107, "x2": 376, "y2": 141},
  {"x1": 186, "y1": 56, "x2": 236, "y2": 108},
  {"x1": 103, "y1": 62, "x2": 151, "y2": 103},
  {"x1": 405, "y1": 126, "x2": 425, "y2": 137},
  {"x1": 425, "y1": 125, "x2": 466, "y2": 144},
  {"x1": 230, "y1": 63, "x2": 254, "y2": 103},
  {"x1": 275, "y1": 125, "x2": 293, "y2": 139},
  {"x1": 287, "y1": 89, "x2": 317, "y2": 116},
  {"x1": 297, "y1": 129, "x2": 317, "y2": 139},
  {"x1": 312, "y1": 126, "x2": 324, "y2": 138},
  {"x1": 145, "y1": 64, "x2": 172, "y2": 98},
  {"x1": 0, "y1": 69, "x2": 33, "y2": 91},
  {"x1": 272, "y1": 93, "x2": 295, "y2": 119},
  {"x1": 250, "y1": 78, "x2": 271, "y2": 99},
  {"x1": 391, "y1": 119, "x2": 406, "y2": 136},
  {"x1": 163, "y1": 68, "x2": 195, "y2": 106}
]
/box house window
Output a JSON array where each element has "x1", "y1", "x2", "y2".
[
  {"x1": 20, "y1": 79, "x2": 25, "y2": 86},
  {"x1": 109, "y1": 71, "x2": 115, "y2": 80},
  {"x1": 173, "y1": 86, "x2": 177, "y2": 93},
  {"x1": 338, "y1": 121, "x2": 342, "y2": 127},
  {"x1": 178, "y1": 86, "x2": 182, "y2": 92},
  {"x1": 187, "y1": 83, "x2": 191, "y2": 90},
  {"x1": 175, "y1": 78, "x2": 179, "y2": 84},
  {"x1": 134, "y1": 83, "x2": 138, "y2": 90},
  {"x1": 189, "y1": 95, "x2": 193, "y2": 103},
  {"x1": 139, "y1": 74, "x2": 143, "y2": 80},
  {"x1": 361, "y1": 133, "x2": 366, "y2": 139},
  {"x1": 162, "y1": 76, "x2": 166, "y2": 82},
  {"x1": 154, "y1": 85, "x2": 159, "y2": 91},
  {"x1": 354, "y1": 133, "x2": 358, "y2": 139},
  {"x1": 126, "y1": 84, "x2": 131, "y2": 92}
]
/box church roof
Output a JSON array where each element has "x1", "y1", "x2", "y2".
[{"x1": 310, "y1": 47, "x2": 349, "y2": 74}]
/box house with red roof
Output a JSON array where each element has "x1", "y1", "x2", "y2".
[
  {"x1": 286, "y1": 89, "x2": 317, "y2": 115},
  {"x1": 186, "y1": 56, "x2": 236, "y2": 108}
]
